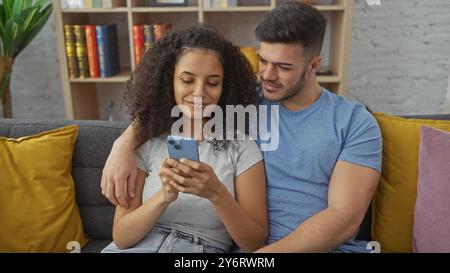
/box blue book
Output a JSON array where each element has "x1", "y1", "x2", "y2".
[
  {"x1": 93, "y1": 0, "x2": 103, "y2": 8},
  {"x1": 96, "y1": 24, "x2": 120, "y2": 77}
]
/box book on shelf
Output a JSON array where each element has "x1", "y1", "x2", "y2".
[
  {"x1": 143, "y1": 25, "x2": 155, "y2": 53},
  {"x1": 144, "y1": 0, "x2": 187, "y2": 7},
  {"x1": 203, "y1": 0, "x2": 211, "y2": 8},
  {"x1": 64, "y1": 0, "x2": 83, "y2": 9},
  {"x1": 211, "y1": 0, "x2": 220, "y2": 8},
  {"x1": 96, "y1": 24, "x2": 120, "y2": 77},
  {"x1": 64, "y1": 24, "x2": 120, "y2": 79},
  {"x1": 208, "y1": 0, "x2": 235, "y2": 8},
  {"x1": 83, "y1": 0, "x2": 93, "y2": 8},
  {"x1": 102, "y1": 0, "x2": 124, "y2": 8},
  {"x1": 61, "y1": 0, "x2": 123, "y2": 8},
  {"x1": 153, "y1": 23, "x2": 172, "y2": 43},
  {"x1": 132, "y1": 23, "x2": 171, "y2": 65},
  {"x1": 209, "y1": 0, "x2": 238, "y2": 9},
  {"x1": 74, "y1": 25, "x2": 90, "y2": 78},
  {"x1": 133, "y1": 25, "x2": 145, "y2": 66},
  {"x1": 93, "y1": 0, "x2": 103, "y2": 8},
  {"x1": 85, "y1": 25, "x2": 100, "y2": 78},
  {"x1": 64, "y1": 25, "x2": 79, "y2": 79},
  {"x1": 220, "y1": 0, "x2": 227, "y2": 8}
]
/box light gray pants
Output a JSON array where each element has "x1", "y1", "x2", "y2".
[{"x1": 101, "y1": 226, "x2": 227, "y2": 253}]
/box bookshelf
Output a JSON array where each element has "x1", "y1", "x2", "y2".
[{"x1": 54, "y1": 0, "x2": 354, "y2": 120}]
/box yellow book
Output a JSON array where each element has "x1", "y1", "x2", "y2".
[
  {"x1": 83, "y1": 0, "x2": 93, "y2": 8},
  {"x1": 220, "y1": 0, "x2": 227, "y2": 8},
  {"x1": 64, "y1": 25, "x2": 79, "y2": 79}
]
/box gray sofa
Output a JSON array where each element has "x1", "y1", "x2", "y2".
[
  {"x1": 1, "y1": 115, "x2": 449, "y2": 252},
  {"x1": 0, "y1": 119, "x2": 128, "y2": 253}
]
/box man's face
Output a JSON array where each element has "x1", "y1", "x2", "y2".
[{"x1": 258, "y1": 42, "x2": 309, "y2": 102}]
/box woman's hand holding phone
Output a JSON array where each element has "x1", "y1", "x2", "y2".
[
  {"x1": 163, "y1": 158, "x2": 226, "y2": 203},
  {"x1": 158, "y1": 158, "x2": 180, "y2": 203}
]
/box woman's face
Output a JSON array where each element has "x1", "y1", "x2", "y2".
[{"x1": 173, "y1": 48, "x2": 224, "y2": 119}]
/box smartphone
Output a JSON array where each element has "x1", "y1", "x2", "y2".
[{"x1": 166, "y1": 135, "x2": 199, "y2": 161}]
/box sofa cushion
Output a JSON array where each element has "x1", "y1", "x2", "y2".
[
  {"x1": 0, "y1": 125, "x2": 87, "y2": 252},
  {"x1": 372, "y1": 113, "x2": 450, "y2": 252},
  {"x1": 413, "y1": 126, "x2": 450, "y2": 252},
  {"x1": 0, "y1": 119, "x2": 128, "y2": 244}
]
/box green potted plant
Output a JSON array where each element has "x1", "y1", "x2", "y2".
[{"x1": 0, "y1": 0, "x2": 52, "y2": 118}]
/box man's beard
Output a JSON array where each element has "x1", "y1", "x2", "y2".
[{"x1": 262, "y1": 69, "x2": 307, "y2": 102}]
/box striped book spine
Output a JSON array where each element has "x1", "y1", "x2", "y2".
[
  {"x1": 133, "y1": 25, "x2": 144, "y2": 65},
  {"x1": 143, "y1": 25, "x2": 154, "y2": 53},
  {"x1": 96, "y1": 25, "x2": 107, "y2": 77},
  {"x1": 64, "y1": 25, "x2": 79, "y2": 79},
  {"x1": 85, "y1": 25, "x2": 100, "y2": 78},
  {"x1": 73, "y1": 25, "x2": 89, "y2": 78},
  {"x1": 96, "y1": 25, "x2": 120, "y2": 77}
]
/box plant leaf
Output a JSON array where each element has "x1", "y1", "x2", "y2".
[
  {"x1": 22, "y1": 7, "x2": 39, "y2": 31},
  {"x1": 12, "y1": 0, "x2": 25, "y2": 18},
  {"x1": 3, "y1": 0, "x2": 14, "y2": 19},
  {"x1": 0, "y1": 1, "x2": 52, "y2": 57},
  {"x1": 5, "y1": 18, "x2": 26, "y2": 57},
  {"x1": 16, "y1": 5, "x2": 52, "y2": 57}
]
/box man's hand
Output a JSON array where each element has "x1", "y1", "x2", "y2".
[{"x1": 101, "y1": 141, "x2": 137, "y2": 208}]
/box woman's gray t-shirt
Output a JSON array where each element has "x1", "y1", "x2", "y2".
[{"x1": 135, "y1": 137, "x2": 263, "y2": 251}]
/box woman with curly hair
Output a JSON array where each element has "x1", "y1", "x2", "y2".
[{"x1": 101, "y1": 25, "x2": 268, "y2": 253}]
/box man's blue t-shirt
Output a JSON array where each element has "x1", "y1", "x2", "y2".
[{"x1": 258, "y1": 88, "x2": 382, "y2": 253}]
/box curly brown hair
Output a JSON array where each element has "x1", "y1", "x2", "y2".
[{"x1": 124, "y1": 24, "x2": 259, "y2": 143}]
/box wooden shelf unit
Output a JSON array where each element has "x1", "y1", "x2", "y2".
[{"x1": 54, "y1": 0, "x2": 354, "y2": 120}]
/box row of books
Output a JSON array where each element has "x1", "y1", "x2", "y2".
[
  {"x1": 203, "y1": 0, "x2": 238, "y2": 8},
  {"x1": 61, "y1": 0, "x2": 124, "y2": 9},
  {"x1": 133, "y1": 23, "x2": 172, "y2": 65},
  {"x1": 64, "y1": 24, "x2": 120, "y2": 79},
  {"x1": 62, "y1": 0, "x2": 273, "y2": 9}
]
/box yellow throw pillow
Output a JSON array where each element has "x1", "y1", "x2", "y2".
[
  {"x1": 0, "y1": 125, "x2": 87, "y2": 252},
  {"x1": 240, "y1": 47, "x2": 259, "y2": 74},
  {"x1": 372, "y1": 113, "x2": 450, "y2": 252}
]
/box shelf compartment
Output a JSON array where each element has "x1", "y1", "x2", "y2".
[
  {"x1": 131, "y1": 12, "x2": 199, "y2": 31},
  {"x1": 203, "y1": 11, "x2": 266, "y2": 47},
  {"x1": 61, "y1": 13, "x2": 132, "y2": 80}
]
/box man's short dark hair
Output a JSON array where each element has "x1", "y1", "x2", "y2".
[{"x1": 255, "y1": 2, "x2": 327, "y2": 57}]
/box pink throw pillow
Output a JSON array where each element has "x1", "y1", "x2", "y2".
[{"x1": 413, "y1": 126, "x2": 450, "y2": 252}]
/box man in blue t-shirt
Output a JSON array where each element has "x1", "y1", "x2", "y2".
[
  {"x1": 101, "y1": 3, "x2": 381, "y2": 253},
  {"x1": 252, "y1": 3, "x2": 381, "y2": 253}
]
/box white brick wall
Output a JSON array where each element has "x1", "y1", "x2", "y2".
[
  {"x1": 6, "y1": 0, "x2": 450, "y2": 119},
  {"x1": 348, "y1": 0, "x2": 450, "y2": 115},
  {"x1": 10, "y1": 14, "x2": 65, "y2": 119}
]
